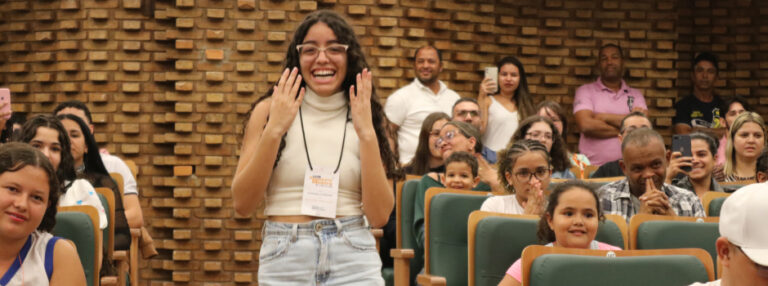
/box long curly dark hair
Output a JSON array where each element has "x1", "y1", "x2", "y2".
[
  {"x1": 15, "y1": 115, "x2": 77, "y2": 190},
  {"x1": 0, "y1": 142, "x2": 60, "y2": 232},
  {"x1": 242, "y1": 10, "x2": 400, "y2": 179},
  {"x1": 512, "y1": 116, "x2": 571, "y2": 173}
]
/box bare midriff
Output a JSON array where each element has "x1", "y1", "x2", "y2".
[{"x1": 268, "y1": 215, "x2": 343, "y2": 223}]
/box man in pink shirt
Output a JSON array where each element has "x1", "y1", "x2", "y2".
[{"x1": 574, "y1": 44, "x2": 648, "y2": 166}]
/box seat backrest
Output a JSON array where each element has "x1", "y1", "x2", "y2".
[
  {"x1": 702, "y1": 192, "x2": 730, "y2": 216},
  {"x1": 95, "y1": 187, "x2": 115, "y2": 260},
  {"x1": 468, "y1": 211, "x2": 539, "y2": 286},
  {"x1": 595, "y1": 214, "x2": 628, "y2": 250},
  {"x1": 630, "y1": 214, "x2": 720, "y2": 267},
  {"x1": 54, "y1": 205, "x2": 101, "y2": 286},
  {"x1": 123, "y1": 158, "x2": 139, "y2": 177},
  {"x1": 424, "y1": 188, "x2": 489, "y2": 285},
  {"x1": 399, "y1": 179, "x2": 423, "y2": 284},
  {"x1": 523, "y1": 246, "x2": 714, "y2": 286},
  {"x1": 109, "y1": 172, "x2": 125, "y2": 196}
]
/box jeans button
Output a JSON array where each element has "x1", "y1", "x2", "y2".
[{"x1": 315, "y1": 223, "x2": 322, "y2": 232}]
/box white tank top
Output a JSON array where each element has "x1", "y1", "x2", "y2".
[
  {"x1": 482, "y1": 96, "x2": 519, "y2": 152},
  {"x1": 1, "y1": 231, "x2": 60, "y2": 286}
]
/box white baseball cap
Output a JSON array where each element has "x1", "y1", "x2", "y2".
[{"x1": 719, "y1": 183, "x2": 768, "y2": 266}]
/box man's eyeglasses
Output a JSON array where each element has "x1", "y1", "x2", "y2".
[
  {"x1": 456, "y1": 110, "x2": 480, "y2": 118},
  {"x1": 525, "y1": 131, "x2": 553, "y2": 141},
  {"x1": 513, "y1": 167, "x2": 551, "y2": 182},
  {"x1": 296, "y1": 43, "x2": 349, "y2": 58}
]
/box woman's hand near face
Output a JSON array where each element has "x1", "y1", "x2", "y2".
[
  {"x1": 349, "y1": 68, "x2": 376, "y2": 140},
  {"x1": 264, "y1": 67, "x2": 306, "y2": 136}
]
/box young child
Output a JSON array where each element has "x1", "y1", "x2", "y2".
[
  {"x1": 0, "y1": 142, "x2": 86, "y2": 285},
  {"x1": 441, "y1": 151, "x2": 480, "y2": 190},
  {"x1": 498, "y1": 180, "x2": 622, "y2": 286}
]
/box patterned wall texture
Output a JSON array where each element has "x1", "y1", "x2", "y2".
[{"x1": 0, "y1": 0, "x2": 765, "y2": 284}]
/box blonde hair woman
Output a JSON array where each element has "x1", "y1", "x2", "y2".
[{"x1": 721, "y1": 112, "x2": 766, "y2": 182}]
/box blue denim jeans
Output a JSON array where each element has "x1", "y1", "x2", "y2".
[{"x1": 258, "y1": 215, "x2": 384, "y2": 286}]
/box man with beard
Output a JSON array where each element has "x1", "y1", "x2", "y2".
[
  {"x1": 385, "y1": 46, "x2": 461, "y2": 164},
  {"x1": 574, "y1": 44, "x2": 647, "y2": 166},
  {"x1": 673, "y1": 52, "x2": 726, "y2": 136},
  {"x1": 597, "y1": 128, "x2": 705, "y2": 223}
]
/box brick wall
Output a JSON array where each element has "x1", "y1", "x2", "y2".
[{"x1": 0, "y1": 0, "x2": 764, "y2": 284}]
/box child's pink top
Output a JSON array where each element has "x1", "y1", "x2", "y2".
[{"x1": 505, "y1": 241, "x2": 622, "y2": 282}]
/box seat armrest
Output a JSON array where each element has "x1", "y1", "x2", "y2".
[
  {"x1": 390, "y1": 248, "x2": 414, "y2": 259},
  {"x1": 416, "y1": 274, "x2": 447, "y2": 286}
]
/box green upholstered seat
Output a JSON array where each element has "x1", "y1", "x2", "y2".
[
  {"x1": 400, "y1": 179, "x2": 423, "y2": 284},
  {"x1": 53, "y1": 207, "x2": 100, "y2": 286},
  {"x1": 471, "y1": 215, "x2": 540, "y2": 286},
  {"x1": 426, "y1": 191, "x2": 488, "y2": 285},
  {"x1": 594, "y1": 218, "x2": 625, "y2": 250},
  {"x1": 529, "y1": 254, "x2": 710, "y2": 286},
  {"x1": 635, "y1": 220, "x2": 720, "y2": 267},
  {"x1": 708, "y1": 197, "x2": 727, "y2": 217}
]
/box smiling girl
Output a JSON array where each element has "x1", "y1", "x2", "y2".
[
  {"x1": 0, "y1": 142, "x2": 86, "y2": 285},
  {"x1": 498, "y1": 180, "x2": 621, "y2": 286}
]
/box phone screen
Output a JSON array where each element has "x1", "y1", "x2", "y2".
[{"x1": 672, "y1": 134, "x2": 692, "y2": 172}]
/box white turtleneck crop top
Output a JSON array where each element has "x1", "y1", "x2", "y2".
[{"x1": 264, "y1": 88, "x2": 363, "y2": 216}]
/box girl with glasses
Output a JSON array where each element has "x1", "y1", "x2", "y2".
[
  {"x1": 511, "y1": 116, "x2": 575, "y2": 179},
  {"x1": 480, "y1": 139, "x2": 551, "y2": 215},
  {"x1": 231, "y1": 11, "x2": 399, "y2": 285}
]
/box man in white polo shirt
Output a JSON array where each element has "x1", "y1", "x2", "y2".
[
  {"x1": 385, "y1": 45, "x2": 461, "y2": 164},
  {"x1": 689, "y1": 183, "x2": 768, "y2": 286}
]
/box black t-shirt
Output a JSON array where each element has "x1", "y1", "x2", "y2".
[
  {"x1": 673, "y1": 95, "x2": 725, "y2": 128},
  {"x1": 590, "y1": 160, "x2": 623, "y2": 178}
]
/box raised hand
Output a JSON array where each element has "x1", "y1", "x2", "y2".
[
  {"x1": 639, "y1": 178, "x2": 674, "y2": 215},
  {"x1": 665, "y1": 151, "x2": 692, "y2": 184},
  {"x1": 349, "y1": 68, "x2": 376, "y2": 140},
  {"x1": 265, "y1": 67, "x2": 305, "y2": 135}
]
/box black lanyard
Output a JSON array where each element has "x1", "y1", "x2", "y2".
[{"x1": 298, "y1": 106, "x2": 349, "y2": 173}]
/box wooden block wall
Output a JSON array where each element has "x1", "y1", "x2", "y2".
[{"x1": 0, "y1": 0, "x2": 766, "y2": 284}]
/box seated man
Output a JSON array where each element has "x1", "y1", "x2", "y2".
[
  {"x1": 591, "y1": 111, "x2": 652, "y2": 178},
  {"x1": 598, "y1": 128, "x2": 705, "y2": 222},
  {"x1": 757, "y1": 150, "x2": 768, "y2": 183},
  {"x1": 689, "y1": 183, "x2": 768, "y2": 286}
]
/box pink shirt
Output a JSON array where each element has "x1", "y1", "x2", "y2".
[
  {"x1": 505, "y1": 241, "x2": 622, "y2": 282},
  {"x1": 573, "y1": 78, "x2": 647, "y2": 166}
]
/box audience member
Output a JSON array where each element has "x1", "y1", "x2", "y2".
[
  {"x1": 598, "y1": 128, "x2": 705, "y2": 222},
  {"x1": 756, "y1": 150, "x2": 768, "y2": 183},
  {"x1": 673, "y1": 52, "x2": 726, "y2": 136},
  {"x1": 57, "y1": 114, "x2": 132, "y2": 250},
  {"x1": 666, "y1": 132, "x2": 724, "y2": 202},
  {"x1": 574, "y1": 44, "x2": 647, "y2": 166},
  {"x1": 0, "y1": 143, "x2": 86, "y2": 285},
  {"x1": 451, "y1": 97, "x2": 496, "y2": 163},
  {"x1": 232, "y1": 11, "x2": 398, "y2": 284},
  {"x1": 498, "y1": 180, "x2": 622, "y2": 286},
  {"x1": 385, "y1": 45, "x2": 460, "y2": 164},
  {"x1": 403, "y1": 112, "x2": 450, "y2": 175},
  {"x1": 715, "y1": 96, "x2": 752, "y2": 170},
  {"x1": 480, "y1": 139, "x2": 550, "y2": 215},
  {"x1": 441, "y1": 151, "x2": 479, "y2": 190},
  {"x1": 1, "y1": 112, "x2": 26, "y2": 143},
  {"x1": 689, "y1": 184, "x2": 768, "y2": 286},
  {"x1": 718, "y1": 112, "x2": 766, "y2": 182},
  {"x1": 591, "y1": 112, "x2": 652, "y2": 178},
  {"x1": 537, "y1": 100, "x2": 590, "y2": 168},
  {"x1": 54, "y1": 100, "x2": 144, "y2": 228},
  {"x1": 511, "y1": 116, "x2": 575, "y2": 179},
  {"x1": 412, "y1": 121, "x2": 497, "y2": 248},
  {"x1": 477, "y1": 56, "x2": 535, "y2": 152}
]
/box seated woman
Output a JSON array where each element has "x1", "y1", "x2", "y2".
[
  {"x1": 511, "y1": 116, "x2": 575, "y2": 179},
  {"x1": 666, "y1": 132, "x2": 724, "y2": 201},
  {"x1": 412, "y1": 121, "x2": 501, "y2": 248},
  {"x1": 713, "y1": 96, "x2": 751, "y2": 180},
  {"x1": 498, "y1": 180, "x2": 622, "y2": 286},
  {"x1": 57, "y1": 114, "x2": 131, "y2": 250},
  {"x1": 719, "y1": 112, "x2": 766, "y2": 182},
  {"x1": 403, "y1": 112, "x2": 451, "y2": 175},
  {"x1": 15, "y1": 115, "x2": 107, "y2": 229},
  {"x1": 480, "y1": 139, "x2": 550, "y2": 215},
  {"x1": 536, "y1": 100, "x2": 590, "y2": 168},
  {"x1": 0, "y1": 142, "x2": 86, "y2": 285}
]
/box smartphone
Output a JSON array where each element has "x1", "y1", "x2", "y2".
[
  {"x1": 0, "y1": 88, "x2": 10, "y2": 120},
  {"x1": 484, "y1": 66, "x2": 498, "y2": 94},
  {"x1": 672, "y1": 134, "x2": 692, "y2": 172}
]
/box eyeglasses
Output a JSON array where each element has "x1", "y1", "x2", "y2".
[
  {"x1": 525, "y1": 131, "x2": 552, "y2": 141},
  {"x1": 296, "y1": 43, "x2": 349, "y2": 58},
  {"x1": 735, "y1": 244, "x2": 768, "y2": 277},
  {"x1": 513, "y1": 167, "x2": 551, "y2": 182},
  {"x1": 456, "y1": 110, "x2": 480, "y2": 118},
  {"x1": 435, "y1": 131, "x2": 462, "y2": 149}
]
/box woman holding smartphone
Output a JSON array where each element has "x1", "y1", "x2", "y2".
[
  {"x1": 231, "y1": 10, "x2": 398, "y2": 285},
  {"x1": 477, "y1": 56, "x2": 535, "y2": 152}
]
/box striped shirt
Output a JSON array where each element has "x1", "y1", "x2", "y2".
[{"x1": 598, "y1": 178, "x2": 706, "y2": 222}]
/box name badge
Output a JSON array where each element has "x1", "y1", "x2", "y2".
[{"x1": 301, "y1": 166, "x2": 339, "y2": 218}]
